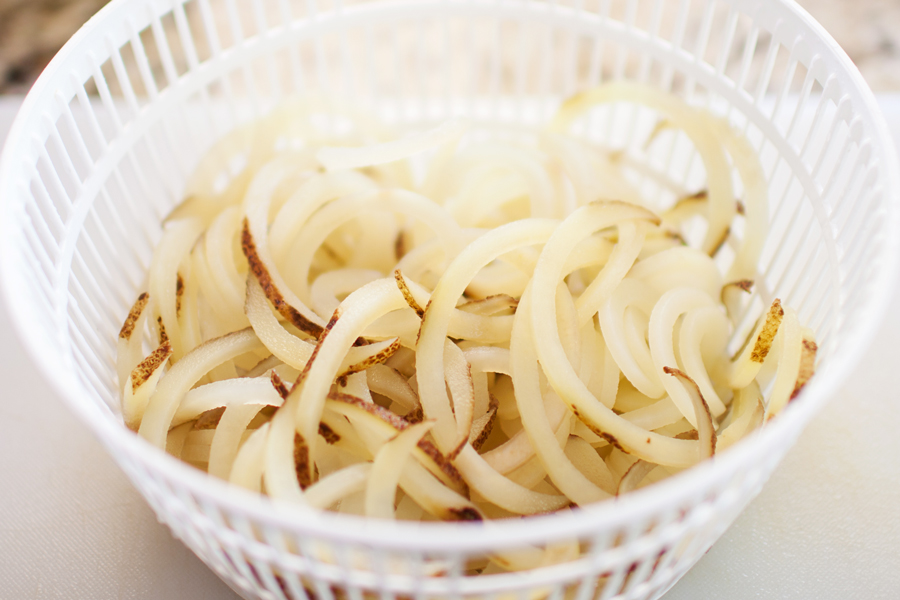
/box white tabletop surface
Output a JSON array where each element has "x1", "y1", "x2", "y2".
[{"x1": 1, "y1": 95, "x2": 899, "y2": 600}]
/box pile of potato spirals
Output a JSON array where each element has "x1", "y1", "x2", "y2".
[{"x1": 117, "y1": 82, "x2": 817, "y2": 530}]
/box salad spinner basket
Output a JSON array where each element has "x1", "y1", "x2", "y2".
[{"x1": 0, "y1": 0, "x2": 897, "y2": 599}]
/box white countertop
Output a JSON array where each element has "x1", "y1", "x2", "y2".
[{"x1": 1, "y1": 96, "x2": 898, "y2": 600}]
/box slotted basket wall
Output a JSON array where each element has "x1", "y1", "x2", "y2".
[{"x1": 0, "y1": 1, "x2": 897, "y2": 599}]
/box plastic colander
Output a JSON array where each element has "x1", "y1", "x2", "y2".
[{"x1": 0, "y1": 0, "x2": 897, "y2": 599}]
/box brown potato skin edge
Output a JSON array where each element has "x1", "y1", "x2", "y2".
[
  {"x1": 751, "y1": 299, "x2": 784, "y2": 363},
  {"x1": 242, "y1": 218, "x2": 325, "y2": 340},
  {"x1": 131, "y1": 342, "x2": 172, "y2": 389},
  {"x1": 119, "y1": 292, "x2": 149, "y2": 340}
]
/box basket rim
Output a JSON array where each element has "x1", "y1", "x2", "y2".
[{"x1": 1, "y1": 0, "x2": 898, "y2": 553}]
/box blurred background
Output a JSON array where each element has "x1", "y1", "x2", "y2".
[{"x1": 0, "y1": 0, "x2": 899, "y2": 95}]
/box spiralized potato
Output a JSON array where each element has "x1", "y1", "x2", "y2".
[{"x1": 119, "y1": 83, "x2": 817, "y2": 539}]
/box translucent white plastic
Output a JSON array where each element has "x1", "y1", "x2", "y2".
[{"x1": 0, "y1": 1, "x2": 897, "y2": 599}]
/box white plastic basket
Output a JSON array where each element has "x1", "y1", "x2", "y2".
[{"x1": 1, "y1": 1, "x2": 897, "y2": 599}]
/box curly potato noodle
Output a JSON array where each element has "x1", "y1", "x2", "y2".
[{"x1": 119, "y1": 83, "x2": 817, "y2": 537}]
